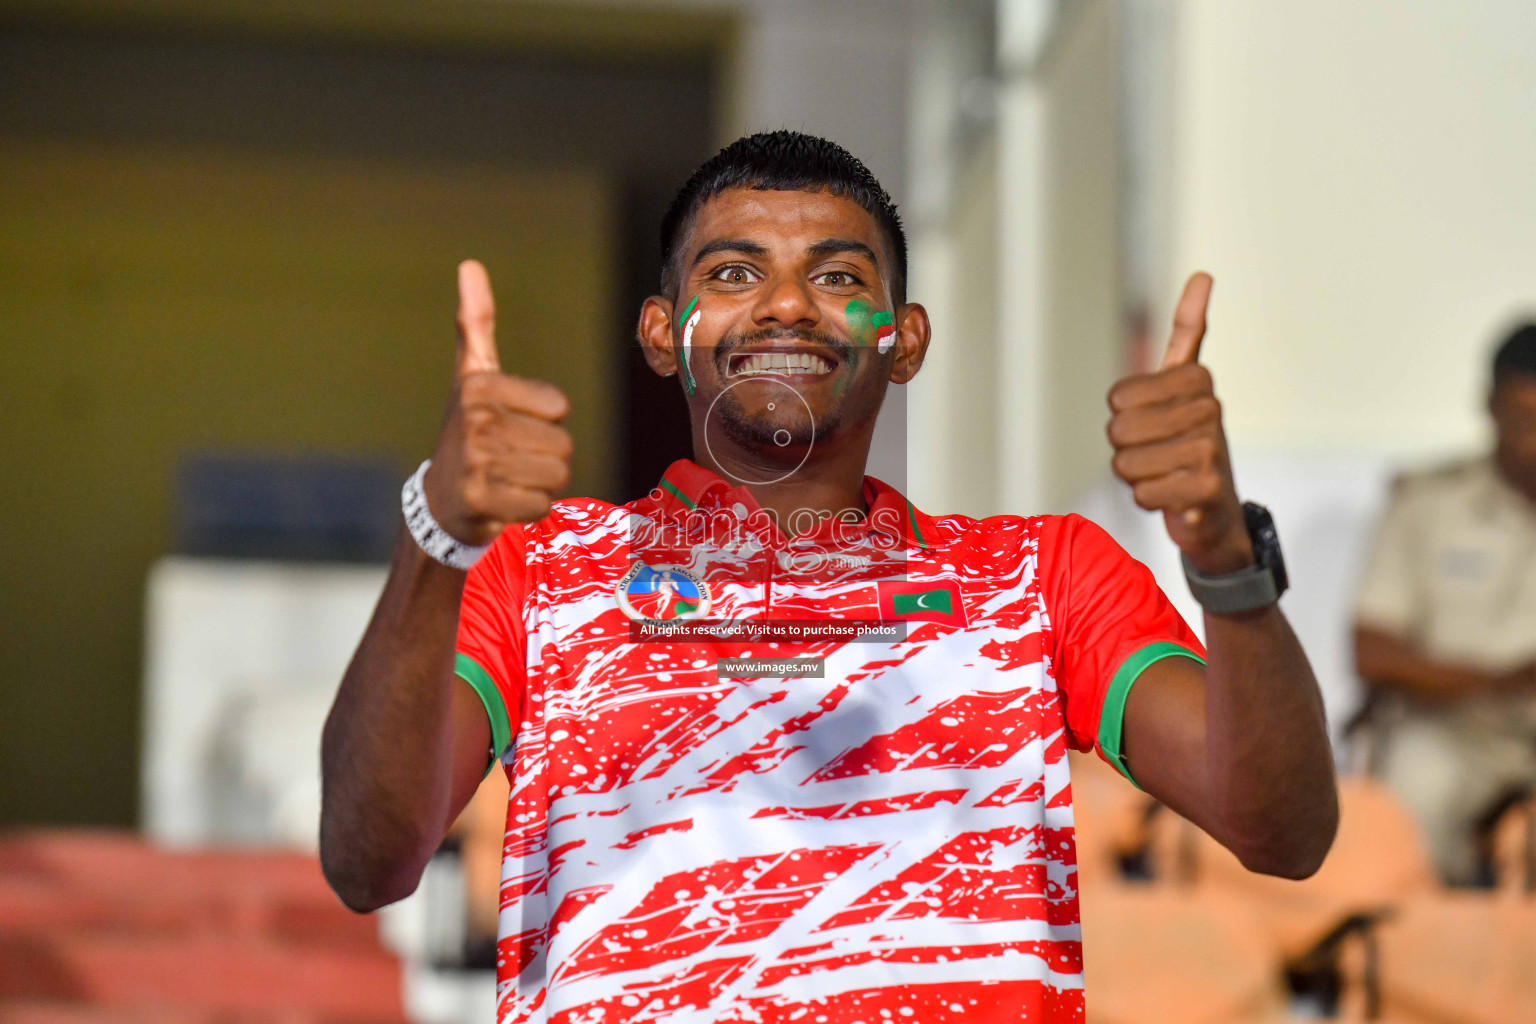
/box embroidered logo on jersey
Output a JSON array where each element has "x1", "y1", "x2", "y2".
[
  {"x1": 615, "y1": 561, "x2": 713, "y2": 622},
  {"x1": 877, "y1": 579, "x2": 968, "y2": 626}
]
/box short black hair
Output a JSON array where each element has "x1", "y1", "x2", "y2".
[
  {"x1": 1493, "y1": 323, "x2": 1536, "y2": 385},
  {"x1": 659, "y1": 130, "x2": 907, "y2": 304}
]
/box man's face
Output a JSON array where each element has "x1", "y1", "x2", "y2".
[
  {"x1": 1493, "y1": 375, "x2": 1536, "y2": 495},
  {"x1": 640, "y1": 188, "x2": 925, "y2": 473}
]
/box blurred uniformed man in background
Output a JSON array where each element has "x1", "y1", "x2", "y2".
[{"x1": 1355, "y1": 323, "x2": 1536, "y2": 885}]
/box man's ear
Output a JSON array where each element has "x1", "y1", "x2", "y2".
[
  {"x1": 888, "y1": 302, "x2": 932, "y2": 384},
  {"x1": 637, "y1": 296, "x2": 680, "y2": 377}
]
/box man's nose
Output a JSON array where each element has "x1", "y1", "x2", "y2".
[{"x1": 752, "y1": 275, "x2": 820, "y2": 328}]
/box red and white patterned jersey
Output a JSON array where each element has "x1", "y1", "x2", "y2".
[{"x1": 455, "y1": 459, "x2": 1203, "y2": 1024}]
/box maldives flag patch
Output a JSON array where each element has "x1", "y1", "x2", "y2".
[{"x1": 877, "y1": 580, "x2": 968, "y2": 626}]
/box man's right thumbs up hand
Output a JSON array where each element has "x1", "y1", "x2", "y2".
[{"x1": 422, "y1": 260, "x2": 574, "y2": 546}]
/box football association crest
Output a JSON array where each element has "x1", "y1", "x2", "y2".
[{"x1": 615, "y1": 562, "x2": 712, "y2": 622}]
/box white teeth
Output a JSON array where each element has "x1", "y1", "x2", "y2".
[{"x1": 734, "y1": 352, "x2": 833, "y2": 377}]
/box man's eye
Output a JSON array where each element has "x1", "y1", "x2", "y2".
[
  {"x1": 815, "y1": 271, "x2": 861, "y2": 287},
  {"x1": 713, "y1": 265, "x2": 757, "y2": 284}
]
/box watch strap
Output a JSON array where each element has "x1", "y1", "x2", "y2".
[{"x1": 1181, "y1": 553, "x2": 1281, "y2": 614}]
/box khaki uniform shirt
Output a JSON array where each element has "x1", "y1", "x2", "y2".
[
  {"x1": 1356, "y1": 456, "x2": 1536, "y2": 675},
  {"x1": 1357, "y1": 459, "x2": 1536, "y2": 872}
]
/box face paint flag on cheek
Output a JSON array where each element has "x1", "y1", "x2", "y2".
[
  {"x1": 678, "y1": 295, "x2": 701, "y2": 395},
  {"x1": 846, "y1": 299, "x2": 897, "y2": 354},
  {"x1": 873, "y1": 310, "x2": 896, "y2": 354}
]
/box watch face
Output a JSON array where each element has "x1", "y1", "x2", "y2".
[{"x1": 1242, "y1": 502, "x2": 1289, "y2": 594}]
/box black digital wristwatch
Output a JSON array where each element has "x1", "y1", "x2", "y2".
[{"x1": 1181, "y1": 501, "x2": 1289, "y2": 614}]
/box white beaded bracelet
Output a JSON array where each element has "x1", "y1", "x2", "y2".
[{"x1": 401, "y1": 459, "x2": 492, "y2": 570}]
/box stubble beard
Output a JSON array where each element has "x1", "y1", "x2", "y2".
[{"x1": 711, "y1": 324, "x2": 853, "y2": 455}]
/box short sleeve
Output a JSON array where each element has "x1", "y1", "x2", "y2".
[
  {"x1": 1353, "y1": 482, "x2": 1422, "y2": 640},
  {"x1": 1039, "y1": 514, "x2": 1206, "y2": 786},
  {"x1": 455, "y1": 524, "x2": 529, "y2": 766}
]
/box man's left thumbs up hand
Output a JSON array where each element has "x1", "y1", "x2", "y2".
[{"x1": 1106, "y1": 272, "x2": 1255, "y2": 575}]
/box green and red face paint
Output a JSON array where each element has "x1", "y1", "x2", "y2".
[
  {"x1": 845, "y1": 299, "x2": 897, "y2": 353},
  {"x1": 676, "y1": 296, "x2": 892, "y2": 395},
  {"x1": 677, "y1": 295, "x2": 701, "y2": 394}
]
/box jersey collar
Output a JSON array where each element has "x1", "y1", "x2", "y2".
[{"x1": 652, "y1": 459, "x2": 935, "y2": 549}]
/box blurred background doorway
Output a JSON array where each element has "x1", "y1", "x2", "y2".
[{"x1": 0, "y1": 0, "x2": 724, "y2": 827}]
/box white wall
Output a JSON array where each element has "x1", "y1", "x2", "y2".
[
  {"x1": 905, "y1": 0, "x2": 1123, "y2": 519},
  {"x1": 143, "y1": 558, "x2": 387, "y2": 847},
  {"x1": 1167, "y1": 0, "x2": 1536, "y2": 463},
  {"x1": 732, "y1": 0, "x2": 914, "y2": 491},
  {"x1": 903, "y1": 0, "x2": 1536, "y2": 737},
  {"x1": 1038, "y1": 0, "x2": 1123, "y2": 511},
  {"x1": 905, "y1": 0, "x2": 1006, "y2": 518},
  {"x1": 722, "y1": 0, "x2": 910, "y2": 203},
  {"x1": 1080, "y1": 0, "x2": 1536, "y2": 736},
  {"x1": 669, "y1": 0, "x2": 917, "y2": 490}
]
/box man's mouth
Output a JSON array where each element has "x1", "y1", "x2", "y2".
[{"x1": 728, "y1": 350, "x2": 837, "y2": 378}]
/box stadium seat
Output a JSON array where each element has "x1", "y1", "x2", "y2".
[
  {"x1": 1487, "y1": 794, "x2": 1536, "y2": 895},
  {"x1": 447, "y1": 762, "x2": 512, "y2": 953},
  {"x1": 0, "y1": 830, "x2": 381, "y2": 949},
  {"x1": 0, "y1": 932, "x2": 405, "y2": 1019},
  {"x1": 1087, "y1": 773, "x2": 1444, "y2": 1019},
  {"x1": 0, "y1": 831, "x2": 405, "y2": 1021},
  {"x1": 1079, "y1": 882, "x2": 1289, "y2": 1024},
  {"x1": 1374, "y1": 891, "x2": 1536, "y2": 1024},
  {"x1": 1067, "y1": 750, "x2": 1160, "y2": 884},
  {"x1": 1179, "y1": 776, "x2": 1437, "y2": 959}
]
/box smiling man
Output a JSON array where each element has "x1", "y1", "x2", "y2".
[{"x1": 321, "y1": 131, "x2": 1338, "y2": 1023}]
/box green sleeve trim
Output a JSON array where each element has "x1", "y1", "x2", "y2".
[
  {"x1": 1096, "y1": 641, "x2": 1206, "y2": 790},
  {"x1": 456, "y1": 653, "x2": 512, "y2": 777}
]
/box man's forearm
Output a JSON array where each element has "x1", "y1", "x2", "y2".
[
  {"x1": 1354, "y1": 625, "x2": 1501, "y2": 701},
  {"x1": 320, "y1": 527, "x2": 467, "y2": 912},
  {"x1": 1105, "y1": 271, "x2": 1338, "y2": 878},
  {"x1": 319, "y1": 260, "x2": 569, "y2": 912},
  {"x1": 1202, "y1": 605, "x2": 1338, "y2": 878}
]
